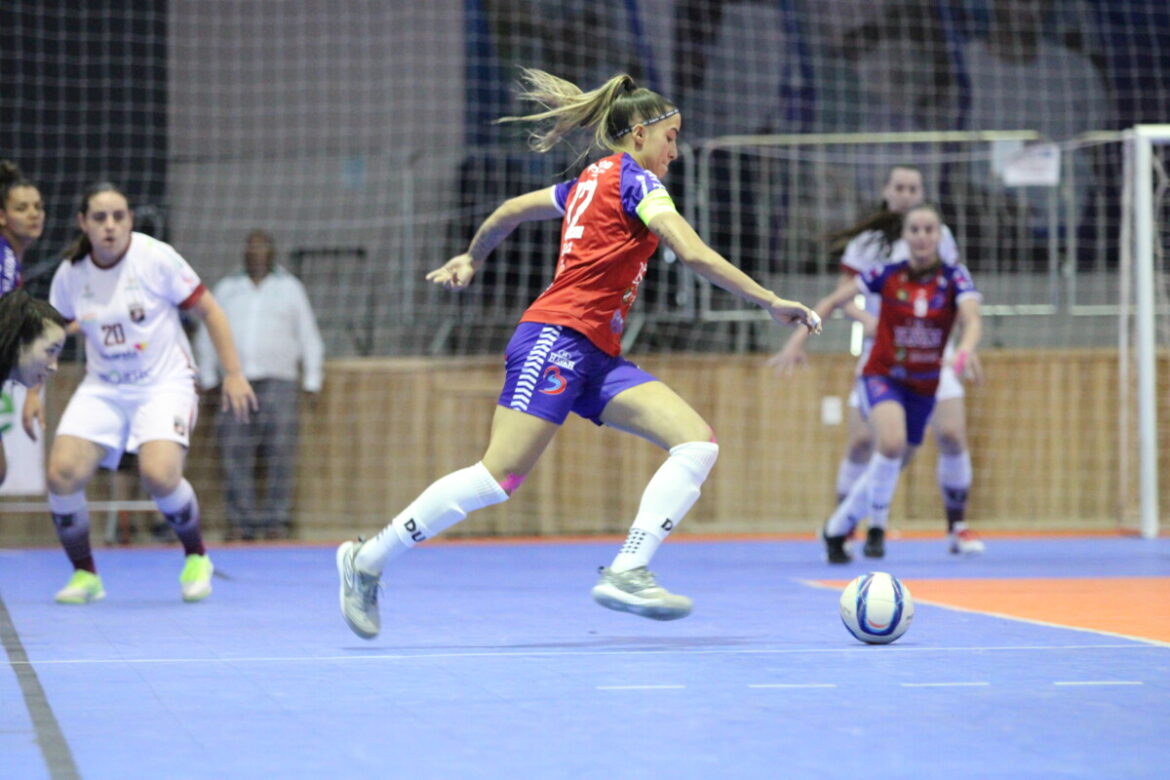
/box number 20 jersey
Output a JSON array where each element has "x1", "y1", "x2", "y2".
[
  {"x1": 50, "y1": 233, "x2": 206, "y2": 387},
  {"x1": 520, "y1": 152, "x2": 677, "y2": 357}
]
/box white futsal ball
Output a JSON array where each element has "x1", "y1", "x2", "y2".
[{"x1": 839, "y1": 571, "x2": 914, "y2": 645}]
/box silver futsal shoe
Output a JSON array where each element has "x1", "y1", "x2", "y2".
[
  {"x1": 591, "y1": 565, "x2": 693, "y2": 621},
  {"x1": 336, "y1": 539, "x2": 381, "y2": 639}
]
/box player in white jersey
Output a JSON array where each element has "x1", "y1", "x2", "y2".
[
  {"x1": 23, "y1": 182, "x2": 257, "y2": 604},
  {"x1": 768, "y1": 165, "x2": 985, "y2": 558}
]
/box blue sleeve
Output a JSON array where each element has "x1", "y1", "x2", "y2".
[
  {"x1": 618, "y1": 156, "x2": 669, "y2": 220},
  {"x1": 552, "y1": 179, "x2": 577, "y2": 214}
]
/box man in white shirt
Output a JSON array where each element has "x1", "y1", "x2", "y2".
[{"x1": 195, "y1": 230, "x2": 324, "y2": 540}]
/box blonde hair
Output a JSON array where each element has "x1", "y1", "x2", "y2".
[{"x1": 497, "y1": 68, "x2": 676, "y2": 160}]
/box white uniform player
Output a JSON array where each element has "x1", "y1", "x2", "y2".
[
  {"x1": 51, "y1": 232, "x2": 203, "y2": 468},
  {"x1": 30, "y1": 184, "x2": 256, "y2": 606}
]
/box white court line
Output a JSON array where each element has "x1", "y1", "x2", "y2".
[
  {"x1": 1052, "y1": 680, "x2": 1144, "y2": 686},
  {"x1": 597, "y1": 684, "x2": 686, "y2": 690},
  {"x1": 798, "y1": 579, "x2": 1170, "y2": 649},
  {"x1": 7, "y1": 643, "x2": 1161, "y2": 667},
  {"x1": 748, "y1": 683, "x2": 838, "y2": 689},
  {"x1": 901, "y1": 682, "x2": 991, "y2": 688}
]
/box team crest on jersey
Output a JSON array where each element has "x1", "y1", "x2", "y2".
[
  {"x1": 129, "y1": 303, "x2": 145, "y2": 322},
  {"x1": 896, "y1": 289, "x2": 909, "y2": 301}
]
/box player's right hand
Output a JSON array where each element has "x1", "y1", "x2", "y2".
[
  {"x1": 766, "y1": 344, "x2": 808, "y2": 376},
  {"x1": 425, "y1": 253, "x2": 479, "y2": 290},
  {"x1": 21, "y1": 391, "x2": 44, "y2": 441}
]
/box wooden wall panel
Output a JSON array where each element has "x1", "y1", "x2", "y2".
[{"x1": 2, "y1": 350, "x2": 1166, "y2": 545}]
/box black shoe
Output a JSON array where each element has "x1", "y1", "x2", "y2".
[
  {"x1": 822, "y1": 527, "x2": 852, "y2": 564},
  {"x1": 863, "y1": 527, "x2": 886, "y2": 559}
]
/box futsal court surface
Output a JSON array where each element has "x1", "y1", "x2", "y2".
[{"x1": 2, "y1": 534, "x2": 1168, "y2": 779}]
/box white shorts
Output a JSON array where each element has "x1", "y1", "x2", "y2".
[
  {"x1": 847, "y1": 364, "x2": 965, "y2": 408},
  {"x1": 56, "y1": 378, "x2": 198, "y2": 470}
]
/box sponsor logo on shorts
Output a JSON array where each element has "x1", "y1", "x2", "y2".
[
  {"x1": 174, "y1": 416, "x2": 187, "y2": 436},
  {"x1": 540, "y1": 365, "x2": 567, "y2": 395},
  {"x1": 548, "y1": 350, "x2": 577, "y2": 371}
]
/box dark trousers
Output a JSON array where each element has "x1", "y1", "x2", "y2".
[{"x1": 218, "y1": 378, "x2": 300, "y2": 538}]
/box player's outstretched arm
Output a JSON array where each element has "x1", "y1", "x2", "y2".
[
  {"x1": 426, "y1": 187, "x2": 562, "y2": 290},
  {"x1": 952, "y1": 297, "x2": 984, "y2": 385},
  {"x1": 767, "y1": 273, "x2": 861, "y2": 375},
  {"x1": 190, "y1": 290, "x2": 258, "y2": 422},
  {"x1": 648, "y1": 211, "x2": 820, "y2": 333}
]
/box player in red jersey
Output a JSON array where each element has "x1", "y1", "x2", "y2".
[
  {"x1": 336, "y1": 68, "x2": 820, "y2": 638},
  {"x1": 814, "y1": 203, "x2": 983, "y2": 563}
]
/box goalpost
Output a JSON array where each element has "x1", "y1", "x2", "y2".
[{"x1": 1123, "y1": 125, "x2": 1169, "y2": 539}]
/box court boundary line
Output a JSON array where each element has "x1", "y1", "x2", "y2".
[
  {"x1": 4, "y1": 642, "x2": 1160, "y2": 667},
  {"x1": 800, "y1": 578, "x2": 1170, "y2": 649},
  {"x1": 0, "y1": 592, "x2": 80, "y2": 780}
]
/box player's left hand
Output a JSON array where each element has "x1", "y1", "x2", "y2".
[
  {"x1": 222, "y1": 373, "x2": 259, "y2": 422},
  {"x1": 768, "y1": 298, "x2": 822, "y2": 334},
  {"x1": 952, "y1": 350, "x2": 984, "y2": 386},
  {"x1": 426, "y1": 253, "x2": 479, "y2": 290}
]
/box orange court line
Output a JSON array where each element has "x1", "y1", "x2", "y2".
[{"x1": 819, "y1": 577, "x2": 1170, "y2": 645}]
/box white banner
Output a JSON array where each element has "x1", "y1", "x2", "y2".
[{"x1": 0, "y1": 382, "x2": 46, "y2": 495}]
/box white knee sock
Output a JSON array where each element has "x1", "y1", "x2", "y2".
[
  {"x1": 610, "y1": 441, "x2": 719, "y2": 573},
  {"x1": 356, "y1": 462, "x2": 508, "y2": 575},
  {"x1": 937, "y1": 451, "x2": 973, "y2": 530},
  {"x1": 835, "y1": 458, "x2": 868, "y2": 503},
  {"x1": 865, "y1": 453, "x2": 903, "y2": 530}
]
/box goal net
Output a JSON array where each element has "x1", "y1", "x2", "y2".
[{"x1": 1, "y1": 1, "x2": 1167, "y2": 542}]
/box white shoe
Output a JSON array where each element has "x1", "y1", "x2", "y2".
[
  {"x1": 337, "y1": 540, "x2": 381, "y2": 639},
  {"x1": 591, "y1": 566, "x2": 692, "y2": 620},
  {"x1": 949, "y1": 528, "x2": 985, "y2": 556}
]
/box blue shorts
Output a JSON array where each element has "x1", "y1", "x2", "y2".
[
  {"x1": 498, "y1": 322, "x2": 657, "y2": 426},
  {"x1": 856, "y1": 374, "x2": 937, "y2": 446}
]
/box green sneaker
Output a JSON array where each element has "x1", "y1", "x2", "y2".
[
  {"x1": 591, "y1": 566, "x2": 692, "y2": 621},
  {"x1": 55, "y1": 570, "x2": 105, "y2": 604},
  {"x1": 180, "y1": 554, "x2": 214, "y2": 602}
]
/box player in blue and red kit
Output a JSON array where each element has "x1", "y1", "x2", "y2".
[
  {"x1": 817, "y1": 203, "x2": 983, "y2": 563},
  {"x1": 336, "y1": 68, "x2": 821, "y2": 638}
]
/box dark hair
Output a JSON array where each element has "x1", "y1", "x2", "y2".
[
  {"x1": 63, "y1": 182, "x2": 132, "y2": 263},
  {"x1": 826, "y1": 164, "x2": 924, "y2": 255},
  {"x1": 0, "y1": 160, "x2": 37, "y2": 209},
  {"x1": 0, "y1": 289, "x2": 68, "y2": 382},
  {"x1": 497, "y1": 68, "x2": 676, "y2": 164}
]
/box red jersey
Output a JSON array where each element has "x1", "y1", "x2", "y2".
[
  {"x1": 520, "y1": 152, "x2": 674, "y2": 356},
  {"x1": 858, "y1": 260, "x2": 981, "y2": 396}
]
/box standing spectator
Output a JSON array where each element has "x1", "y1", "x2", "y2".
[{"x1": 195, "y1": 230, "x2": 324, "y2": 541}]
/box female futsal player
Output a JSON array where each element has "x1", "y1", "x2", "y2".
[
  {"x1": 0, "y1": 160, "x2": 44, "y2": 294},
  {"x1": 0, "y1": 290, "x2": 67, "y2": 486},
  {"x1": 337, "y1": 68, "x2": 821, "y2": 638},
  {"x1": 1, "y1": 160, "x2": 50, "y2": 487},
  {"x1": 768, "y1": 165, "x2": 984, "y2": 558},
  {"x1": 24, "y1": 182, "x2": 258, "y2": 604},
  {"x1": 814, "y1": 203, "x2": 983, "y2": 562}
]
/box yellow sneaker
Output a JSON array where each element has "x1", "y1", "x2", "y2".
[
  {"x1": 179, "y1": 554, "x2": 214, "y2": 602},
  {"x1": 55, "y1": 570, "x2": 106, "y2": 604}
]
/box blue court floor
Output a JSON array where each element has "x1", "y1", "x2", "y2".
[{"x1": 2, "y1": 536, "x2": 1169, "y2": 779}]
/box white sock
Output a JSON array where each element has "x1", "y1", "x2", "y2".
[
  {"x1": 610, "y1": 441, "x2": 719, "y2": 573},
  {"x1": 355, "y1": 462, "x2": 507, "y2": 575},
  {"x1": 154, "y1": 479, "x2": 196, "y2": 515},
  {"x1": 866, "y1": 453, "x2": 903, "y2": 530},
  {"x1": 835, "y1": 458, "x2": 868, "y2": 503},
  {"x1": 826, "y1": 470, "x2": 871, "y2": 537},
  {"x1": 937, "y1": 451, "x2": 972, "y2": 511}
]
